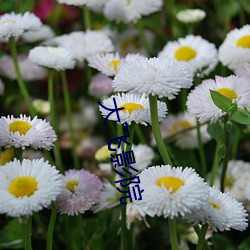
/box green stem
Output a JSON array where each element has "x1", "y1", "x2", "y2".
[
  {"x1": 46, "y1": 203, "x2": 57, "y2": 250},
  {"x1": 196, "y1": 224, "x2": 209, "y2": 250},
  {"x1": 61, "y1": 71, "x2": 80, "y2": 169},
  {"x1": 238, "y1": 0, "x2": 246, "y2": 26},
  {"x1": 137, "y1": 20, "x2": 151, "y2": 56},
  {"x1": 209, "y1": 141, "x2": 221, "y2": 186},
  {"x1": 194, "y1": 226, "x2": 211, "y2": 250},
  {"x1": 9, "y1": 37, "x2": 36, "y2": 117},
  {"x1": 48, "y1": 70, "x2": 63, "y2": 172},
  {"x1": 149, "y1": 95, "x2": 172, "y2": 165},
  {"x1": 121, "y1": 123, "x2": 135, "y2": 250},
  {"x1": 14, "y1": 148, "x2": 23, "y2": 160},
  {"x1": 135, "y1": 126, "x2": 147, "y2": 144},
  {"x1": 82, "y1": 4, "x2": 91, "y2": 30},
  {"x1": 231, "y1": 126, "x2": 240, "y2": 159},
  {"x1": 196, "y1": 120, "x2": 207, "y2": 179},
  {"x1": 78, "y1": 215, "x2": 88, "y2": 250},
  {"x1": 168, "y1": 218, "x2": 179, "y2": 250},
  {"x1": 21, "y1": 216, "x2": 32, "y2": 250},
  {"x1": 220, "y1": 116, "x2": 231, "y2": 192}
]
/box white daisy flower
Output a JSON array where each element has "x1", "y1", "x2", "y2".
[
  {"x1": 0, "y1": 158, "x2": 62, "y2": 217},
  {"x1": 99, "y1": 93, "x2": 167, "y2": 126},
  {"x1": 0, "y1": 114, "x2": 57, "y2": 150},
  {"x1": 0, "y1": 55, "x2": 47, "y2": 81},
  {"x1": 213, "y1": 160, "x2": 250, "y2": 202},
  {"x1": 87, "y1": 52, "x2": 145, "y2": 76},
  {"x1": 151, "y1": 112, "x2": 211, "y2": 149},
  {"x1": 92, "y1": 180, "x2": 120, "y2": 213},
  {"x1": 158, "y1": 35, "x2": 218, "y2": 77},
  {"x1": 187, "y1": 75, "x2": 250, "y2": 123},
  {"x1": 22, "y1": 24, "x2": 55, "y2": 43},
  {"x1": 28, "y1": 46, "x2": 75, "y2": 71},
  {"x1": 104, "y1": 0, "x2": 163, "y2": 23},
  {"x1": 218, "y1": 25, "x2": 250, "y2": 70},
  {"x1": 32, "y1": 99, "x2": 50, "y2": 115},
  {"x1": 186, "y1": 187, "x2": 248, "y2": 232},
  {"x1": 52, "y1": 31, "x2": 114, "y2": 62},
  {"x1": 176, "y1": 9, "x2": 206, "y2": 23},
  {"x1": 0, "y1": 12, "x2": 41, "y2": 42},
  {"x1": 113, "y1": 57, "x2": 193, "y2": 99},
  {"x1": 56, "y1": 0, "x2": 105, "y2": 7},
  {"x1": 245, "y1": 183, "x2": 250, "y2": 201},
  {"x1": 134, "y1": 165, "x2": 209, "y2": 219}
]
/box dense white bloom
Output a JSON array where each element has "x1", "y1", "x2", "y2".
[
  {"x1": 88, "y1": 52, "x2": 145, "y2": 76},
  {"x1": 187, "y1": 75, "x2": 250, "y2": 123},
  {"x1": 28, "y1": 46, "x2": 75, "y2": 71},
  {"x1": 0, "y1": 114, "x2": 57, "y2": 150},
  {"x1": 88, "y1": 73, "x2": 113, "y2": 98},
  {"x1": 113, "y1": 57, "x2": 193, "y2": 99},
  {"x1": 104, "y1": 0, "x2": 163, "y2": 23},
  {"x1": 0, "y1": 55, "x2": 47, "y2": 81},
  {"x1": 186, "y1": 187, "x2": 248, "y2": 232},
  {"x1": 0, "y1": 158, "x2": 62, "y2": 217},
  {"x1": 152, "y1": 112, "x2": 210, "y2": 149},
  {"x1": 52, "y1": 31, "x2": 114, "y2": 62},
  {"x1": 99, "y1": 93, "x2": 167, "y2": 125},
  {"x1": 176, "y1": 9, "x2": 206, "y2": 23},
  {"x1": 134, "y1": 165, "x2": 209, "y2": 218},
  {"x1": 56, "y1": 0, "x2": 105, "y2": 7},
  {"x1": 218, "y1": 25, "x2": 250, "y2": 70},
  {"x1": 22, "y1": 24, "x2": 55, "y2": 43},
  {"x1": 0, "y1": 12, "x2": 41, "y2": 42},
  {"x1": 159, "y1": 35, "x2": 217, "y2": 76}
]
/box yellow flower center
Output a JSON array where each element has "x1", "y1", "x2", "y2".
[
  {"x1": 9, "y1": 177, "x2": 38, "y2": 197},
  {"x1": 2, "y1": 19, "x2": 16, "y2": 25},
  {"x1": 216, "y1": 88, "x2": 237, "y2": 99},
  {"x1": 174, "y1": 46, "x2": 197, "y2": 61},
  {"x1": 9, "y1": 121, "x2": 32, "y2": 135},
  {"x1": 119, "y1": 103, "x2": 144, "y2": 115},
  {"x1": 0, "y1": 148, "x2": 14, "y2": 166},
  {"x1": 224, "y1": 176, "x2": 234, "y2": 187},
  {"x1": 127, "y1": 0, "x2": 131, "y2": 4},
  {"x1": 66, "y1": 180, "x2": 79, "y2": 192},
  {"x1": 208, "y1": 201, "x2": 220, "y2": 210},
  {"x1": 108, "y1": 60, "x2": 121, "y2": 72},
  {"x1": 155, "y1": 176, "x2": 184, "y2": 193},
  {"x1": 236, "y1": 35, "x2": 250, "y2": 48},
  {"x1": 171, "y1": 120, "x2": 192, "y2": 134}
]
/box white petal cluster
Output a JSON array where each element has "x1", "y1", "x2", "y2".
[
  {"x1": 134, "y1": 165, "x2": 209, "y2": 218},
  {"x1": 104, "y1": 0, "x2": 163, "y2": 23},
  {"x1": 218, "y1": 25, "x2": 250, "y2": 70},
  {"x1": 28, "y1": 46, "x2": 76, "y2": 71},
  {"x1": 187, "y1": 75, "x2": 250, "y2": 123},
  {"x1": 0, "y1": 158, "x2": 62, "y2": 217},
  {"x1": 52, "y1": 31, "x2": 114, "y2": 62},
  {"x1": 0, "y1": 114, "x2": 57, "y2": 150},
  {"x1": 113, "y1": 57, "x2": 193, "y2": 99},
  {"x1": 56, "y1": 0, "x2": 106, "y2": 7},
  {"x1": 186, "y1": 187, "x2": 248, "y2": 232},
  {"x1": 22, "y1": 24, "x2": 55, "y2": 43},
  {"x1": 176, "y1": 9, "x2": 206, "y2": 23},
  {"x1": 158, "y1": 35, "x2": 218, "y2": 77},
  {"x1": 99, "y1": 93, "x2": 167, "y2": 126},
  {"x1": 88, "y1": 52, "x2": 145, "y2": 76},
  {"x1": 0, "y1": 12, "x2": 41, "y2": 42}
]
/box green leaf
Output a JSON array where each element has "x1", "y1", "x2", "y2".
[
  {"x1": 207, "y1": 122, "x2": 223, "y2": 141},
  {"x1": 238, "y1": 237, "x2": 250, "y2": 250},
  {"x1": 209, "y1": 89, "x2": 234, "y2": 112},
  {"x1": 232, "y1": 109, "x2": 250, "y2": 125}
]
